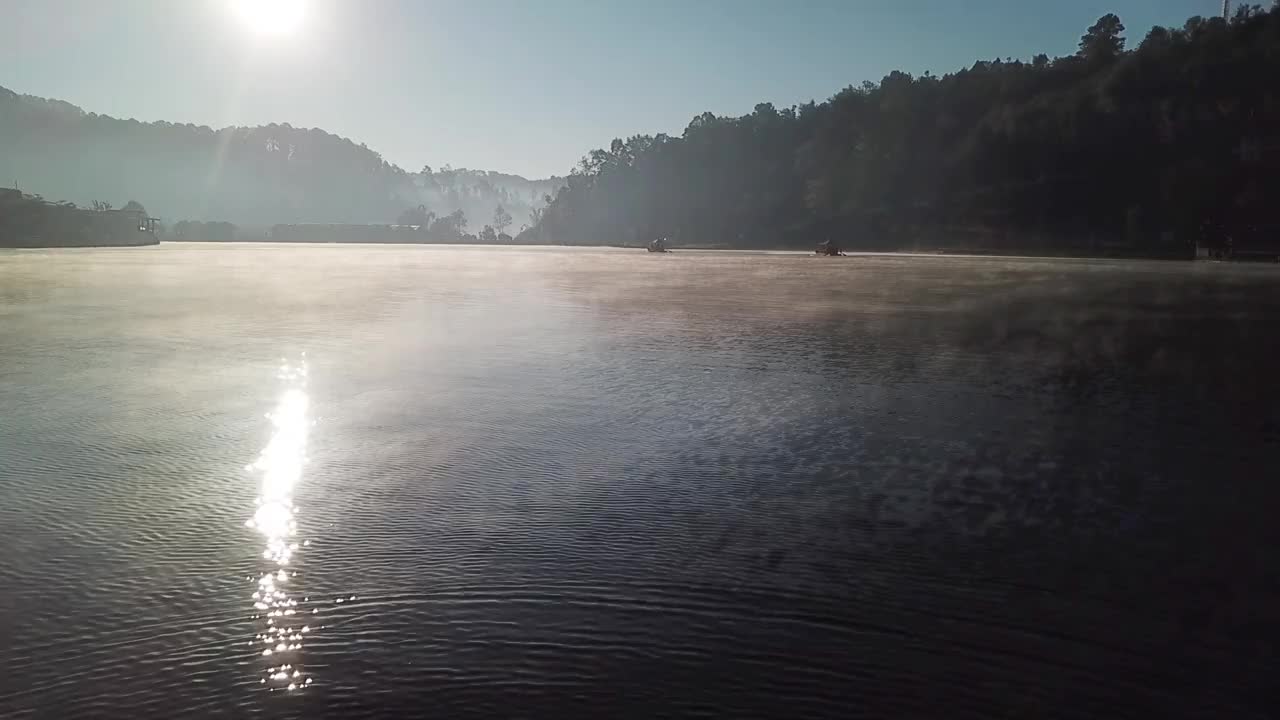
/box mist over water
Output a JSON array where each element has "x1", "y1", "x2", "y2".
[{"x1": 1, "y1": 245, "x2": 1278, "y2": 718}]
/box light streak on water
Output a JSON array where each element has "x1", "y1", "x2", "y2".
[{"x1": 245, "y1": 357, "x2": 313, "y2": 691}]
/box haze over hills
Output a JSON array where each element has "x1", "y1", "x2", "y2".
[
  {"x1": 6, "y1": 8, "x2": 1279, "y2": 253},
  {"x1": 0, "y1": 85, "x2": 564, "y2": 231}
]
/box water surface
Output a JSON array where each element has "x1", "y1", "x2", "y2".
[{"x1": 2, "y1": 244, "x2": 1278, "y2": 718}]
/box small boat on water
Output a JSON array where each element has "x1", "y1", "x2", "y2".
[
  {"x1": 647, "y1": 237, "x2": 671, "y2": 253},
  {"x1": 815, "y1": 240, "x2": 846, "y2": 256}
]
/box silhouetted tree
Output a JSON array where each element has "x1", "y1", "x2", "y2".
[
  {"x1": 427, "y1": 208, "x2": 467, "y2": 240},
  {"x1": 492, "y1": 204, "x2": 512, "y2": 235},
  {"x1": 397, "y1": 204, "x2": 430, "y2": 226},
  {"x1": 1079, "y1": 13, "x2": 1126, "y2": 60},
  {"x1": 1234, "y1": 4, "x2": 1266, "y2": 22}
]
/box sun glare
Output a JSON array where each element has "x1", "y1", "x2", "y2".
[{"x1": 231, "y1": 0, "x2": 306, "y2": 37}]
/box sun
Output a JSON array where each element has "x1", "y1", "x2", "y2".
[{"x1": 230, "y1": 0, "x2": 306, "y2": 37}]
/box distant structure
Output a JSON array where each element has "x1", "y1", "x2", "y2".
[
  {"x1": 0, "y1": 190, "x2": 158, "y2": 247},
  {"x1": 1223, "y1": 0, "x2": 1230, "y2": 19}
]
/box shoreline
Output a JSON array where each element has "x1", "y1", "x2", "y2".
[
  {"x1": 160, "y1": 239, "x2": 1208, "y2": 262},
  {"x1": 1, "y1": 240, "x2": 159, "y2": 249},
  {"x1": 25, "y1": 239, "x2": 1276, "y2": 264}
]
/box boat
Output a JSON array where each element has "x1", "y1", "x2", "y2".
[
  {"x1": 647, "y1": 237, "x2": 671, "y2": 253},
  {"x1": 815, "y1": 240, "x2": 845, "y2": 256}
]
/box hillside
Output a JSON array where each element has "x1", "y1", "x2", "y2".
[
  {"x1": 0, "y1": 86, "x2": 562, "y2": 230},
  {"x1": 524, "y1": 8, "x2": 1280, "y2": 254}
]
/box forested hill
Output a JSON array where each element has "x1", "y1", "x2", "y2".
[
  {"x1": 523, "y1": 8, "x2": 1280, "y2": 253},
  {"x1": 0, "y1": 87, "x2": 562, "y2": 229}
]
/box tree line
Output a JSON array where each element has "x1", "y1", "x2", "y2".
[
  {"x1": 409, "y1": 167, "x2": 561, "y2": 235},
  {"x1": 521, "y1": 7, "x2": 1280, "y2": 254},
  {"x1": 395, "y1": 203, "x2": 515, "y2": 243},
  {"x1": 166, "y1": 202, "x2": 519, "y2": 244}
]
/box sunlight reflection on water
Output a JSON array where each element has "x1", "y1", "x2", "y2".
[{"x1": 244, "y1": 358, "x2": 314, "y2": 692}]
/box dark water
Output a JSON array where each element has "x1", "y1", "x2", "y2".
[{"x1": 2, "y1": 244, "x2": 1278, "y2": 718}]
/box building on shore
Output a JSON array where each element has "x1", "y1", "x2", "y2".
[{"x1": 0, "y1": 189, "x2": 158, "y2": 247}]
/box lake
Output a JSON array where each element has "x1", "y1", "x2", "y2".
[{"x1": 2, "y1": 244, "x2": 1278, "y2": 718}]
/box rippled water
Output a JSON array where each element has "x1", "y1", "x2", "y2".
[{"x1": 2, "y1": 244, "x2": 1278, "y2": 718}]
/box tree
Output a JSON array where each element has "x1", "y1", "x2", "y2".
[
  {"x1": 429, "y1": 208, "x2": 467, "y2": 239},
  {"x1": 396, "y1": 204, "x2": 430, "y2": 226},
  {"x1": 446, "y1": 208, "x2": 467, "y2": 232},
  {"x1": 492, "y1": 204, "x2": 512, "y2": 235},
  {"x1": 122, "y1": 200, "x2": 146, "y2": 214},
  {"x1": 1233, "y1": 4, "x2": 1265, "y2": 22},
  {"x1": 1140, "y1": 26, "x2": 1173, "y2": 52},
  {"x1": 1078, "y1": 14, "x2": 1126, "y2": 61},
  {"x1": 479, "y1": 225, "x2": 497, "y2": 243},
  {"x1": 91, "y1": 200, "x2": 113, "y2": 212}
]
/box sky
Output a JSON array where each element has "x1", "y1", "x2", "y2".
[{"x1": 2, "y1": 0, "x2": 1217, "y2": 178}]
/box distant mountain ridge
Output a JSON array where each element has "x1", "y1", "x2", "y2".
[{"x1": 0, "y1": 86, "x2": 564, "y2": 229}]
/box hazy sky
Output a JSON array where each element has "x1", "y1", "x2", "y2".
[{"x1": 3, "y1": 0, "x2": 1213, "y2": 178}]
